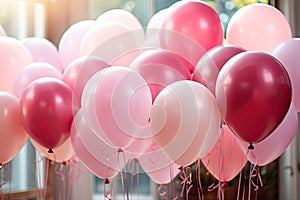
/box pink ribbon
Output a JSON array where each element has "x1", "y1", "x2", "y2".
[
  {"x1": 104, "y1": 179, "x2": 113, "y2": 200},
  {"x1": 179, "y1": 166, "x2": 193, "y2": 199}
]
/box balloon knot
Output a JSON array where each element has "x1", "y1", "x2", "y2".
[
  {"x1": 178, "y1": 166, "x2": 184, "y2": 171},
  {"x1": 248, "y1": 143, "x2": 254, "y2": 150},
  {"x1": 117, "y1": 148, "x2": 123, "y2": 153},
  {"x1": 105, "y1": 178, "x2": 110, "y2": 184},
  {"x1": 48, "y1": 149, "x2": 54, "y2": 153},
  {"x1": 0, "y1": 163, "x2": 2, "y2": 169},
  {"x1": 134, "y1": 158, "x2": 139, "y2": 163},
  {"x1": 62, "y1": 161, "x2": 67, "y2": 165}
]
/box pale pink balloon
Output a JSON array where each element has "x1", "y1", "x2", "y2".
[
  {"x1": 59, "y1": 20, "x2": 96, "y2": 69},
  {"x1": 13, "y1": 62, "x2": 62, "y2": 97},
  {"x1": 71, "y1": 110, "x2": 126, "y2": 179},
  {"x1": 62, "y1": 56, "x2": 109, "y2": 105},
  {"x1": 239, "y1": 104, "x2": 298, "y2": 166},
  {"x1": 21, "y1": 37, "x2": 63, "y2": 72},
  {"x1": 145, "y1": 8, "x2": 168, "y2": 44},
  {"x1": 82, "y1": 66, "x2": 152, "y2": 149},
  {"x1": 226, "y1": 3, "x2": 292, "y2": 53},
  {"x1": 0, "y1": 24, "x2": 7, "y2": 36},
  {"x1": 0, "y1": 92, "x2": 28, "y2": 164},
  {"x1": 150, "y1": 80, "x2": 221, "y2": 166},
  {"x1": 110, "y1": 49, "x2": 149, "y2": 67},
  {"x1": 0, "y1": 37, "x2": 32, "y2": 93},
  {"x1": 31, "y1": 137, "x2": 74, "y2": 163},
  {"x1": 202, "y1": 125, "x2": 247, "y2": 182}
]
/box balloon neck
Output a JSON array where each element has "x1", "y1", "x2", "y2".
[
  {"x1": 62, "y1": 161, "x2": 67, "y2": 165},
  {"x1": 133, "y1": 158, "x2": 139, "y2": 163},
  {"x1": 178, "y1": 166, "x2": 184, "y2": 171},
  {"x1": 248, "y1": 143, "x2": 254, "y2": 150},
  {"x1": 117, "y1": 148, "x2": 123, "y2": 153},
  {"x1": 0, "y1": 163, "x2": 3, "y2": 169},
  {"x1": 105, "y1": 178, "x2": 110, "y2": 184},
  {"x1": 48, "y1": 149, "x2": 54, "y2": 153}
]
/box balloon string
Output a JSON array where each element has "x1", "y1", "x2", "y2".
[
  {"x1": 237, "y1": 171, "x2": 242, "y2": 200},
  {"x1": 179, "y1": 166, "x2": 193, "y2": 199},
  {"x1": 7, "y1": 162, "x2": 12, "y2": 200},
  {"x1": 196, "y1": 159, "x2": 204, "y2": 200},
  {"x1": 117, "y1": 149, "x2": 129, "y2": 200},
  {"x1": 104, "y1": 179, "x2": 113, "y2": 200},
  {"x1": 34, "y1": 152, "x2": 44, "y2": 200},
  {"x1": 43, "y1": 159, "x2": 49, "y2": 199},
  {"x1": 168, "y1": 161, "x2": 175, "y2": 199},
  {"x1": 157, "y1": 184, "x2": 168, "y2": 200}
]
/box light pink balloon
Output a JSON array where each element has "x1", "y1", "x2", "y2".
[
  {"x1": 13, "y1": 62, "x2": 62, "y2": 97},
  {"x1": 240, "y1": 104, "x2": 298, "y2": 166},
  {"x1": 0, "y1": 24, "x2": 7, "y2": 36},
  {"x1": 59, "y1": 20, "x2": 96, "y2": 69},
  {"x1": 0, "y1": 37, "x2": 32, "y2": 93},
  {"x1": 0, "y1": 92, "x2": 28, "y2": 164},
  {"x1": 226, "y1": 3, "x2": 292, "y2": 53},
  {"x1": 21, "y1": 37, "x2": 63, "y2": 72},
  {"x1": 150, "y1": 80, "x2": 221, "y2": 166},
  {"x1": 71, "y1": 110, "x2": 127, "y2": 179},
  {"x1": 62, "y1": 56, "x2": 109, "y2": 105},
  {"x1": 82, "y1": 66, "x2": 152, "y2": 149},
  {"x1": 202, "y1": 125, "x2": 247, "y2": 182}
]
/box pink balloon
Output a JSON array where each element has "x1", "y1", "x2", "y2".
[
  {"x1": 82, "y1": 66, "x2": 152, "y2": 148},
  {"x1": 0, "y1": 92, "x2": 28, "y2": 164},
  {"x1": 110, "y1": 49, "x2": 149, "y2": 67},
  {"x1": 21, "y1": 37, "x2": 63, "y2": 72},
  {"x1": 150, "y1": 80, "x2": 221, "y2": 166},
  {"x1": 240, "y1": 104, "x2": 298, "y2": 166},
  {"x1": 202, "y1": 125, "x2": 247, "y2": 182},
  {"x1": 272, "y1": 38, "x2": 300, "y2": 112},
  {"x1": 62, "y1": 56, "x2": 109, "y2": 105},
  {"x1": 0, "y1": 24, "x2": 7, "y2": 36},
  {"x1": 0, "y1": 37, "x2": 32, "y2": 93},
  {"x1": 71, "y1": 110, "x2": 127, "y2": 179},
  {"x1": 226, "y1": 3, "x2": 292, "y2": 53},
  {"x1": 146, "y1": 9, "x2": 168, "y2": 45},
  {"x1": 13, "y1": 62, "x2": 62, "y2": 97},
  {"x1": 59, "y1": 20, "x2": 96, "y2": 69},
  {"x1": 31, "y1": 138, "x2": 74, "y2": 163}
]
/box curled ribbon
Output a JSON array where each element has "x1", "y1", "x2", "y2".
[
  {"x1": 157, "y1": 184, "x2": 168, "y2": 200},
  {"x1": 179, "y1": 166, "x2": 193, "y2": 199},
  {"x1": 104, "y1": 179, "x2": 113, "y2": 200}
]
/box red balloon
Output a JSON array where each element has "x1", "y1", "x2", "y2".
[
  {"x1": 215, "y1": 52, "x2": 291, "y2": 145},
  {"x1": 20, "y1": 77, "x2": 77, "y2": 150}
]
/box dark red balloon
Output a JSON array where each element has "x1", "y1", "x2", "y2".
[
  {"x1": 20, "y1": 77, "x2": 77, "y2": 150},
  {"x1": 215, "y1": 52, "x2": 292, "y2": 144}
]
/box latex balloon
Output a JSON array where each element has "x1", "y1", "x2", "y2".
[
  {"x1": 0, "y1": 92, "x2": 28, "y2": 164},
  {"x1": 150, "y1": 80, "x2": 221, "y2": 166},
  {"x1": 226, "y1": 3, "x2": 292, "y2": 53},
  {"x1": 215, "y1": 52, "x2": 292, "y2": 145},
  {"x1": 20, "y1": 77, "x2": 77, "y2": 150},
  {"x1": 272, "y1": 38, "x2": 300, "y2": 112}
]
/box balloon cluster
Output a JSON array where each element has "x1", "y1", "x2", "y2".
[{"x1": 0, "y1": 1, "x2": 298, "y2": 191}]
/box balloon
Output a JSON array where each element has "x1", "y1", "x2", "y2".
[
  {"x1": 130, "y1": 49, "x2": 193, "y2": 101},
  {"x1": 226, "y1": 3, "x2": 292, "y2": 53},
  {"x1": 0, "y1": 24, "x2": 6, "y2": 36},
  {"x1": 31, "y1": 138, "x2": 74, "y2": 163},
  {"x1": 0, "y1": 37, "x2": 32, "y2": 93},
  {"x1": 150, "y1": 80, "x2": 221, "y2": 166},
  {"x1": 202, "y1": 125, "x2": 247, "y2": 182},
  {"x1": 71, "y1": 110, "x2": 127, "y2": 179},
  {"x1": 62, "y1": 56, "x2": 109, "y2": 105},
  {"x1": 0, "y1": 92, "x2": 28, "y2": 164},
  {"x1": 193, "y1": 45, "x2": 245, "y2": 95},
  {"x1": 21, "y1": 37, "x2": 62, "y2": 72},
  {"x1": 59, "y1": 20, "x2": 96, "y2": 69},
  {"x1": 82, "y1": 66, "x2": 152, "y2": 148},
  {"x1": 272, "y1": 38, "x2": 300, "y2": 112},
  {"x1": 215, "y1": 52, "x2": 292, "y2": 145},
  {"x1": 240, "y1": 104, "x2": 298, "y2": 166},
  {"x1": 161, "y1": 1, "x2": 223, "y2": 54},
  {"x1": 20, "y1": 77, "x2": 77, "y2": 150},
  {"x1": 13, "y1": 62, "x2": 62, "y2": 97}
]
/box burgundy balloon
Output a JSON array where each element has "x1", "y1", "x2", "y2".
[
  {"x1": 20, "y1": 77, "x2": 77, "y2": 150},
  {"x1": 215, "y1": 52, "x2": 292, "y2": 144}
]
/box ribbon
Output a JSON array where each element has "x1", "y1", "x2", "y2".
[
  {"x1": 179, "y1": 166, "x2": 193, "y2": 199},
  {"x1": 196, "y1": 159, "x2": 204, "y2": 200},
  {"x1": 104, "y1": 179, "x2": 113, "y2": 200},
  {"x1": 157, "y1": 184, "x2": 168, "y2": 200}
]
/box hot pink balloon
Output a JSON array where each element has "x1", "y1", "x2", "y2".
[
  {"x1": 240, "y1": 104, "x2": 298, "y2": 166},
  {"x1": 82, "y1": 66, "x2": 152, "y2": 149},
  {"x1": 21, "y1": 37, "x2": 63, "y2": 72},
  {"x1": 272, "y1": 38, "x2": 300, "y2": 112},
  {"x1": 13, "y1": 62, "x2": 62, "y2": 97},
  {"x1": 202, "y1": 125, "x2": 247, "y2": 182},
  {"x1": 226, "y1": 3, "x2": 292, "y2": 53},
  {"x1": 59, "y1": 20, "x2": 96, "y2": 69},
  {"x1": 0, "y1": 37, "x2": 32, "y2": 93},
  {"x1": 62, "y1": 56, "x2": 109, "y2": 105},
  {"x1": 0, "y1": 24, "x2": 6, "y2": 36},
  {"x1": 0, "y1": 92, "x2": 28, "y2": 165}
]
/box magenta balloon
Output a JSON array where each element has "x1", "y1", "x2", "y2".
[
  {"x1": 21, "y1": 37, "x2": 62, "y2": 72},
  {"x1": 272, "y1": 38, "x2": 300, "y2": 112},
  {"x1": 0, "y1": 37, "x2": 32, "y2": 93},
  {"x1": 130, "y1": 49, "x2": 192, "y2": 101},
  {"x1": 59, "y1": 20, "x2": 96, "y2": 69},
  {"x1": 13, "y1": 62, "x2": 62, "y2": 97},
  {"x1": 215, "y1": 52, "x2": 292, "y2": 144},
  {"x1": 240, "y1": 104, "x2": 298, "y2": 166},
  {"x1": 226, "y1": 3, "x2": 292, "y2": 53},
  {"x1": 193, "y1": 45, "x2": 245, "y2": 94},
  {"x1": 71, "y1": 110, "x2": 122, "y2": 179},
  {"x1": 202, "y1": 125, "x2": 247, "y2": 182},
  {"x1": 62, "y1": 56, "x2": 109, "y2": 105},
  {"x1": 0, "y1": 24, "x2": 7, "y2": 36}
]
